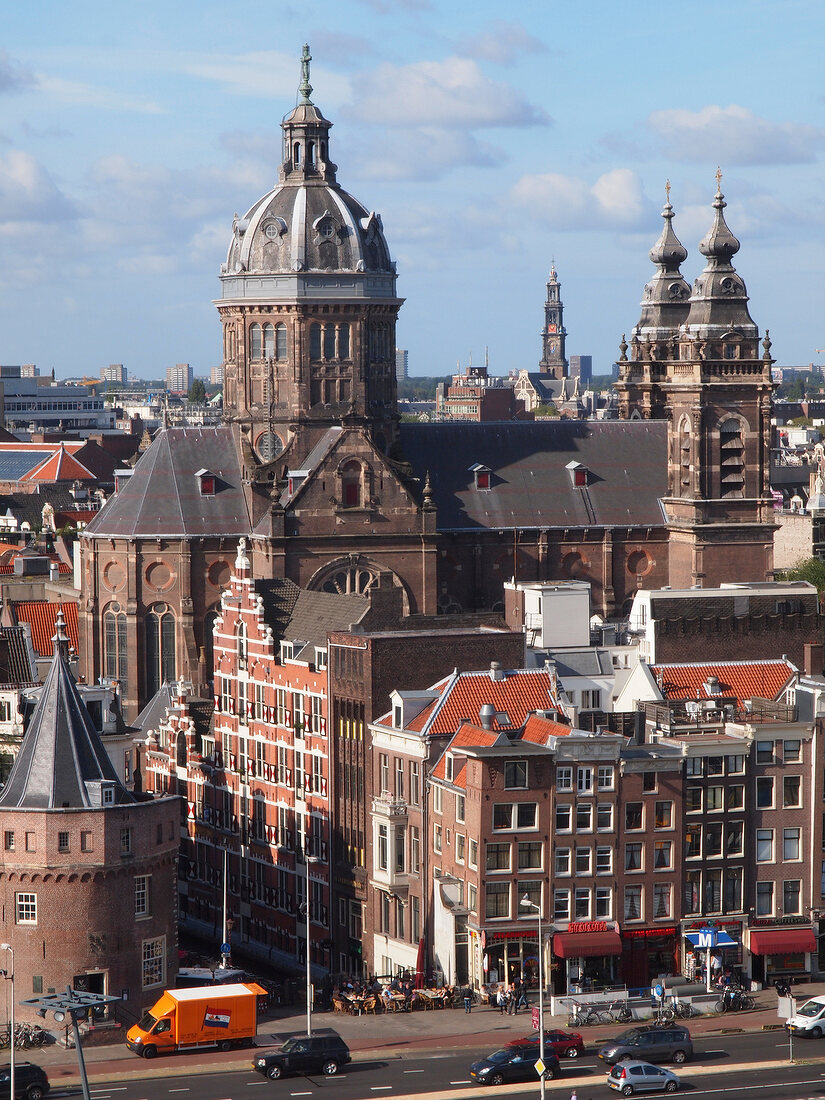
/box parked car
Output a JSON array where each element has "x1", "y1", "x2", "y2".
[
  {"x1": 253, "y1": 1034, "x2": 351, "y2": 1079},
  {"x1": 507, "y1": 1029, "x2": 584, "y2": 1058},
  {"x1": 0, "y1": 1062, "x2": 50, "y2": 1100},
  {"x1": 598, "y1": 1026, "x2": 692, "y2": 1066},
  {"x1": 608, "y1": 1059, "x2": 680, "y2": 1094},
  {"x1": 470, "y1": 1042, "x2": 561, "y2": 1086}
]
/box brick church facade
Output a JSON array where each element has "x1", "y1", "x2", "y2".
[{"x1": 79, "y1": 51, "x2": 777, "y2": 719}]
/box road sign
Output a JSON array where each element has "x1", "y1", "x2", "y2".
[
  {"x1": 654, "y1": 983, "x2": 664, "y2": 999},
  {"x1": 534, "y1": 1058, "x2": 546, "y2": 1078},
  {"x1": 532, "y1": 1006, "x2": 540, "y2": 1030},
  {"x1": 220, "y1": 942, "x2": 231, "y2": 955}
]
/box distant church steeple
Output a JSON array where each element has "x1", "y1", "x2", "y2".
[{"x1": 538, "y1": 263, "x2": 568, "y2": 378}]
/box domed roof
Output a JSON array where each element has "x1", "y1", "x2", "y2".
[
  {"x1": 633, "y1": 183, "x2": 690, "y2": 341},
  {"x1": 219, "y1": 46, "x2": 396, "y2": 303}
]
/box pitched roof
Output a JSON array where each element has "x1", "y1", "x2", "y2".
[
  {"x1": 84, "y1": 426, "x2": 250, "y2": 539},
  {"x1": 398, "y1": 420, "x2": 668, "y2": 530},
  {"x1": 651, "y1": 659, "x2": 797, "y2": 709},
  {"x1": 11, "y1": 601, "x2": 79, "y2": 657},
  {"x1": 22, "y1": 445, "x2": 96, "y2": 482},
  {"x1": 431, "y1": 724, "x2": 503, "y2": 785},
  {"x1": 0, "y1": 626, "x2": 38, "y2": 686},
  {"x1": 0, "y1": 620, "x2": 133, "y2": 809},
  {"x1": 254, "y1": 577, "x2": 370, "y2": 652},
  {"x1": 520, "y1": 713, "x2": 575, "y2": 744}
]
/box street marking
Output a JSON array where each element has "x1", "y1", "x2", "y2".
[
  {"x1": 169, "y1": 1092, "x2": 190, "y2": 1095},
  {"x1": 370, "y1": 1089, "x2": 393, "y2": 1092},
  {"x1": 450, "y1": 1081, "x2": 471, "y2": 1085},
  {"x1": 403, "y1": 1069, "x2": 425, "y2": 1073}
]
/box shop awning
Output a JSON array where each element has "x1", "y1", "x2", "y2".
[
  {"x1": 553, "y1": 931, "x2": 622, "y2": 958},
  {"x1": 749, "y1": 928, "x2": 817, "y2": 956}
]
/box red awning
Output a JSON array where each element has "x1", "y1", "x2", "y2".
[
  {"x1": 749, "y1": 928, "x2": 817, "y2": 956},
  {"x1": 553, "y1": 931, "x2": 623, "y2": 958}
]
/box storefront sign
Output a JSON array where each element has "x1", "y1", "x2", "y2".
[
  {"x1": 567, "y1": 921, "x2": 608, "y2": 933},
  {"x1": 750, "y1": 916, "x2": 811, "y2": 928}
]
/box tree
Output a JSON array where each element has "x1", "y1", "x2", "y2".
[
  {"x1": 776, "y1": 557, "x2": 825, "y2": 593},
  {"x1": 188, "y1": 378, "x2": 207, "y2": 404}
]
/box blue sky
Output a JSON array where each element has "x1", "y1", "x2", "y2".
[{"x1": 0, "y1": 0, "x2": 822, "y2": 379}]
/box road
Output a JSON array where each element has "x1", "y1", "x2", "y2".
[{"x1": 43, "y1": 1030, "x2": 825, "y2": 1100}]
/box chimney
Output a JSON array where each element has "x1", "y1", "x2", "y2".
[
  {"x1": 479, "y1": 704, "x2": 496, "y2": 730},
  {"x1": 489, "y1": 661, "x2": 504, "y2": 681},
  {"x1": 804, "y1": 642, "x2": 824, "y2": 676}
]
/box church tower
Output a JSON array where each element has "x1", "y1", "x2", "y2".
[
  {"x1": 616, "y1": 177, "x2": 776, "y2": 588},
  {"x1": 538, "y1": 264, "x2": 568, "y2": 377},
  {"x1": 217, "y1": 46, "x2": 403, "y2": 463}
]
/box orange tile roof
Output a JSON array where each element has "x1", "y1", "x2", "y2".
[
  {"x1": 422, "y1": 668, "x2": 559, "y2": 736},
  {"x1": 651, "y1": 660, "x2": 796, "y2": 709},
  {"x1": 22, "y1": 446, "x2": 95, "y2": 482},
  {"x1": 12, "y1": 600, "x2": 79, "y2": 656},
  {"x1": 521, "y1": 713, "x2": 575, "y2": 744},
  {"x1": 431, "y1": 723, "x2": 502, "y2": 784}
]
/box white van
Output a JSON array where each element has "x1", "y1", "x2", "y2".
[{"x1": 787, "y1": 995, "x2": 825, "y2": 1036}]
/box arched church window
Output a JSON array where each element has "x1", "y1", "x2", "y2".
[
  {"x1": 250, "y1": 323, "x2": 262, "y2": 360},
  {"x1": 275, "y1": 323, "x2": 287, "y2": 360},
  {"x1": 339, "y1": 323, "x2": 350, "y2": 359},
  {"x1": 323, "y1": 323, "x2": 336, "y2": 359},
  {"x1": 293, "y1": 142, "x2": 301, "y2": 166},
  {"x1": 146, "y1": 606, "x2": 176, "y2": 700},
  {"x1": 307, "y1": 141, "x2": 315, "y2": 167},
  {"x1": 341, "y1": 460, "x2": 362, "y2": 508},
  {"x1": 310, "y1": 323, "x2": 322, "y2": 359},
  {"x1": 263, "y1": 323, "x2": 275, "y2": 359},
  {"x1": 720, "y1": 418, "x2": 745, "y2": 498},
  {"x1": 104, "y1": 605, "x2": 127, "y2": 692}
]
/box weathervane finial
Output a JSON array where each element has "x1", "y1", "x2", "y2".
[
  {"x1": 715, "y1": 165, "x2": 723, "y2": 194},
  {"x1": 299, "y1": 43, "x2": 313, "y2": 104},
  {"x1": 665, "y1": 179, "x2": 671, "y2": 203}
]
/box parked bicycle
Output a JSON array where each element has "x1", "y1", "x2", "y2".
[
  {"x1": 715, "y1": 987, "x2": 754, "y2": 1013},
  {"x1": 0, "y1": 1022, "x2": 47, "y2": 1049},
  {"x1": 671, "y1": 999, "x2": 699, "y2": 1019},
  {"x1": 566, "y1": 999, "x2": 611, "y2": 1027},
  {"x1": 652, "y1": 1002, "x2": 676, "y2": 1025},
  {"x1": 605, "y1": 998, "x2": 633, "y2": 1023}
]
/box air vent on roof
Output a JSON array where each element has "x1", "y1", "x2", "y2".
[{"x1": 479, "y1": 704, "x2": 495, "y2": 730}]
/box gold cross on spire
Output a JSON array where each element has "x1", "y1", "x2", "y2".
[
  {"x1": 665, "y1": 179, "x2": 671, "y2": 203},
  {"x1": 715, "y1": 165, "x2": 723, "y2": 192}
]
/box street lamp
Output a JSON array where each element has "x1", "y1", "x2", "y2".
[
  {"x1": 520, "y1": 895, "x2": 547, "y2": 1100},
  {"x1": 0, "y1": 944, "x2": 13, "y2": 1100},
  {"x1": 303, "y1": 855, "x2": 319, "y2": 1038}
]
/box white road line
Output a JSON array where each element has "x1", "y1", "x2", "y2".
[
  {"x1": 370, "y1": 1088, "x2": 393, "y2": 1092},
  {"x1": 403, "y1": 1069, "x2": 425, "y2": 1073},
  {"x1": 449, "y1": 1081, "x2": 472, "y2": 1085},
  {"x1": 168, "y1": 1091, "x2": 190, "y2": 1094},
  {"x1": 289, "y1": 1093, "x2": 313, "y2": 1097}
]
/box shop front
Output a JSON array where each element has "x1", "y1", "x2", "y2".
[
  {"x1": 620, "y1": 928, "x2": 678, "y2": 991},
  {"x1": 748, "y1": 925, "x2": 817, "y2": 985},
  {"x1": 553, "y1": 921, "x2": 622, "y2": 994},
  {"x1": 479, "y1": 929, "x2": 541, "y2": 989},
  {"x1": 681, "y1": 920, "x2": 743, "y2": 985}
]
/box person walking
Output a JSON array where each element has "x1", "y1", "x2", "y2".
[
  {"x1": 497, "y1": 986, "x2": 507, "y2": 1014},
  {"x1": 463, "y1": 986, "x2": 473, "y2": 1013},
  {"x1": 517, "y1": 979, "x2": 529, "y2": 1011},
  {"x1": 508, "y1": 981, "x2": 518, "y2": 1014}
]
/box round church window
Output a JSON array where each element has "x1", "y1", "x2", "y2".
[{"x1": 257, "y1": 432, "x2": 284, "y2": 462}]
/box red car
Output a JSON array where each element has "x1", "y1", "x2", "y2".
[{"x1": 508, "y1": 1029, "x2": 584, "y2": 1059}]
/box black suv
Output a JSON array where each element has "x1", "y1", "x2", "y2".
[
  {"x1": 253, "y1": 1034, "x2": 351, "y2": 1079},
  {"x1": 0, "y1": 1062, "x2": 50, "y2": 1100},
  {"x1": 598, "y1": 1025, "x2": 693, "y2": 1066},
  {"x1": 470, "y1": 1042, "x2": 561, "y2": 1086}
]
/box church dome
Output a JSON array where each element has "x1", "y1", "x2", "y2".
[{"x1": 220, "y1": 46, "x2": 395, "y2": 295}]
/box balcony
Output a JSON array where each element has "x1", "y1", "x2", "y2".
[{"x1": 371, "y1": 795, "x2": 408, "y2": 821}]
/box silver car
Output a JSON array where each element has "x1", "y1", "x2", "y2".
[{"x1": 608, "y1": 1059, "x2": 680, "y2": 1095}]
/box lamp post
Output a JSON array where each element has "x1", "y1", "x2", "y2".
[
  {"x1": 520, "y1": 895, "x2": 546, "y2": 1100},
  {"x1": 0, "y1": 944, "x2": 13, "y2": 1100},
  {"x1": 304, "y1": 855, "x2": 319, "y2": 1037}
]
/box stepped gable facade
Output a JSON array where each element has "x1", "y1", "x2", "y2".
[
  {"x1": 0, "y1": 613, "x2": 179, "y2": 1017},
  {"x1": 79, "y1": 49, "x2": 776, "y2": 718}
]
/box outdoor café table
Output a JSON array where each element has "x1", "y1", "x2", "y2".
[{"x1": 390, "y1": 993, "x2": 406, "y2": 1013}]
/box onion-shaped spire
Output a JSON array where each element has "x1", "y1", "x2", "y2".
[
  {"x1": 649, "y1": 180, "x2": 688, "y2": 271},
  {"x1": 698, "y1": 168, "x2": 740, "y2": 265},
  {"x1": 634, "y1": 181, "x2": 690, "y2": 341}
]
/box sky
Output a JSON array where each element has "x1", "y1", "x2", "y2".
[{"x1": 0, "y1": 0, "x2": 822, "y2": 380}]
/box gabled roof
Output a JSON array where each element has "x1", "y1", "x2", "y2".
[
  {"x1": 398, "y1": 420, "x2": 668, "y2": 530},
  {"x1": 520, "y1": 713, "x2": 575, "y2": 744},
  {"x1": 0, "y1": 625, "x2": 38, "y2": 686},
  {"x1": 84, "y1": 427, "x2": 250, "y2": 539},
  {"x1": 377, "y1": 667, "x2": 560, "y2": 738},
  {"x1": 651, "y1": 659, "x2": 797, "y2": 709},
  {"x1": 0, "y1": 617, "x2": 133, "y2": 809},
  {"x1": 254, "y1": 577, "x2": 370, "y2": 653},
  {"x1": 431, "y1": 724, "x2": 503, "y2": 785},
  {"x1": 22, "y1": 445, "x2": 96, "y2": 482},
  {"x1": 10, "y1": 601, "x2": 79, "y2": 658}
]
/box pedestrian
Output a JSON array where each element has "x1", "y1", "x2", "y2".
[
  {"x1": 463, "y1": 986, "x2": 472, "y2": 1013},
  {"x1": 497, "y1": 986, "x2": 507, "y2": 1014},
  {"x1": 517, "y1": 979, "x2": 529, "y2": 1011},
  {"x1": 569, "y1": 1091, "x2": 578, "y2": 1100},
  {"x1": 508, "y1": 982, "x2": 517, "y2": 1014}
]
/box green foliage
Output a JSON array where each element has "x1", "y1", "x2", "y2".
[
  {"x1": 533, "y1": 404, "x2": 559, "y2": 417},
  {"x1": 776, "y1": 557, "x2": 825, "y2": 592},
  {"x1": 397, "y1": 376, "x2": 451, "y2": 401},
  {"x1": 188, "y1": 378, "x2": 207, "y2": 404}
]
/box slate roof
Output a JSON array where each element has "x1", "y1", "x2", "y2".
[
  {"x1": 255, "y1": 576, "x2": 370, "y2": 653},
  {"x1": 134, "y1": 682, "x2": 215, "y2": 745},
  {"x1": 550, "y1": 649, "x2": 616, "y2": 678},
  {"x1": 84, "y1": 427, "x2": 250, "y2": 539},
  {"x1": 11, "y1": 601, "x2": 79, "y2": 657},
  {"x1": 398, "y1": 420, "x2": 668, "y2": 530},
  {"x1": 0, "y1": 626, "x2": 38, "y2": 686},
  {"x1": 0, "y1": 621, "x2": 133, "y2": 809},
  {"x1": 651, "y1": 659, "x2": 797, "y2": 709}
]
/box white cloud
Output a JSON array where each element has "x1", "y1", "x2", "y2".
[
  {"x1": 0, "y1": 150, "x2": 75, "y2": 223},
  {"x1": 348, "y1": 126, "x2": 500, "y2": 181},
  {"x1": 344, "y1": 57, "x2": 550, "y2": 129},
  {"x1": 647, "y1": 105, "x2": 825, "y2": 165},
  {"x1": 179, "y1": 51, "x2": 350, "y2": 103},
  {"x1": 512, "y1": 168, "x2": 647, "y2": 229},
  {"x1": 35, "y1": 75, "x2": 163, "y2": 114},
  {"x1": 456, "y1": 21, "x2": 547, "y2": 65}
]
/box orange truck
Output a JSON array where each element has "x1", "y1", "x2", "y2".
[{"x1": 126, "y1": 982, "x2": 267, "y2": 1058}]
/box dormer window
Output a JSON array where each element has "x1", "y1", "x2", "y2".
[
  {"x1": 566, "y1": 460, "x2": 588, "y2": 487},
  {"x1": 469, "y1": 463, "x2": 491, "y2": 490},
  {"x1": 280, "y1": 641, "x2": 294, "y2": 662},
  {"x1": 393, "y1": 704, "x2": 403, "y2": 728},
  {"x1": 315, "y1": 647, "x2": 327, "y2": 671},
  {"x1": 445, "y1": 753, "x2": 454, "y2": 782},
  {"x1": 196, "y1": 469, "x2": 216, "y2": 497}
]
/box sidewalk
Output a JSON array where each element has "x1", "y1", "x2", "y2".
[{"x1": 20, "y1": 982, "x2": 825, "y2": 1087}]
